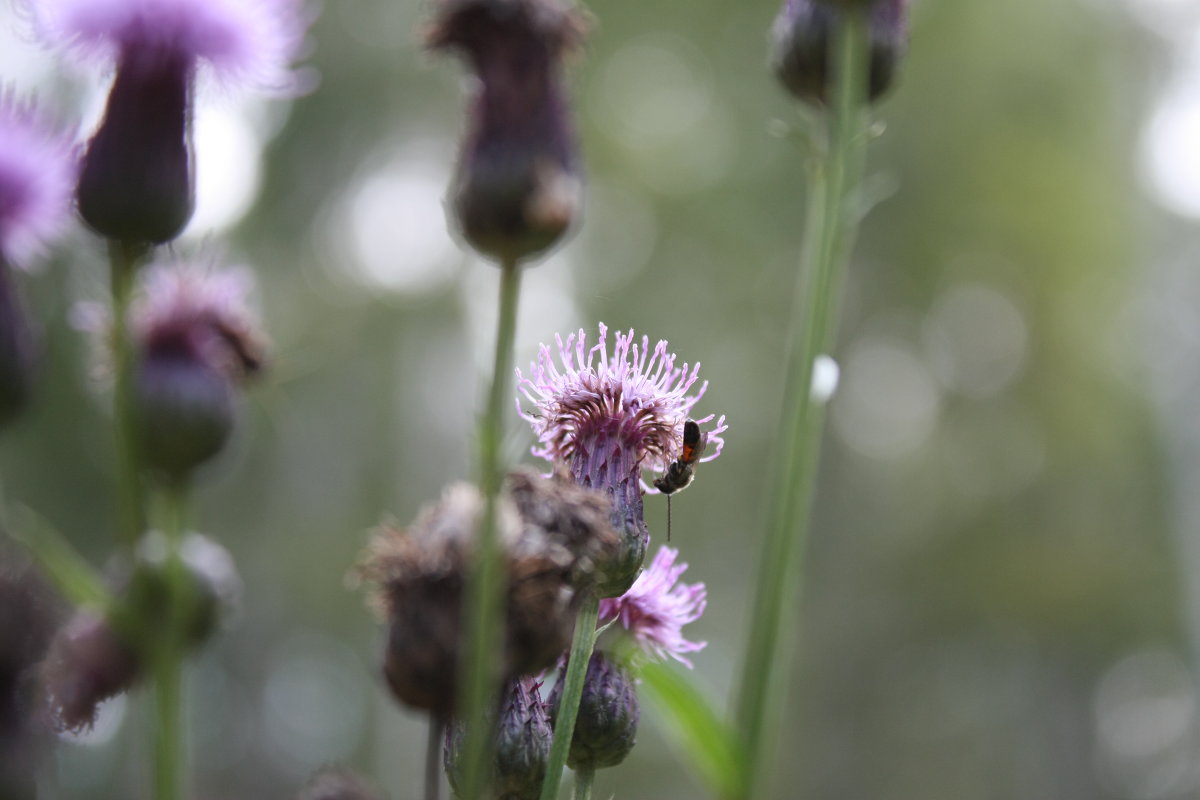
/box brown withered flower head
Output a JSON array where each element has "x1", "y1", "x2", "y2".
[
  {"x1": 358, "y1": 468, "x2": 618, "y2": 715},
  {"x1": 428, "y1": 0, "x2": 587, "y2": 265}
]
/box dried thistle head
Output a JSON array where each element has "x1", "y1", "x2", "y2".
[{"x1": 358, "y1": 470, "x2": 617, "y2": 714}]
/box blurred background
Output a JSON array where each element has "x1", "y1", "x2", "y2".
[{"x1": 3, "y1": 0, "x2": 1200, "y2": 797}]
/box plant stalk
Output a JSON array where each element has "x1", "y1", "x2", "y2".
[
  {"x1": 732, "y1": 10, "x2": 871, "y2": 799},
  {"x1": 539, "y1": 592, "x2": 600, "y2": 800},
  {"x1": 573, "y1": 765, "x2": 595, "y2": 800},
  {"x1": 460, "y1": 259, "x2": 524, "y2": 799},
  {"x1": 108, "y1": 240, "x2": 147, "y2": 549},
  {"x1": 153, "y1": 482, "x2": 189, "y2": 800}
]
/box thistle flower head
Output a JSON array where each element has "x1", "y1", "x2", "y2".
[
  {"x1": 129, "y1": 261, "x2": 265, "y2": 479},
  {"x1": 24, "y1": 0, "x2": 312, "y2": 94},
  {"x1": 0, "y1": 93, "x2": 76, "y2": 270},
  {"x1": 517, "y1": 323, "x2": 726, "y2": 478},
  {"x1": 597, "y1": 545, "x2": 706, "y2": 668},
  {"x1": 547, "y1": 651, "x2": 639, "y2": 770}
]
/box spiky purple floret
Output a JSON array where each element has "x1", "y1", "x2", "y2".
[
  {"x1": 517, "y1": 322, "x2": 727, "y2": 477},
  {"x1": 23, "y1": 0, "x2": 312, "y2": 94},
  {"x1": 131, "y1": 261, "x2": 264, "y2": 379},
  {"x1": 0, "y1": 93, "x2": 76, "y2": 269},
  {"x1": 598, "y1": 545, "x2": 706, "y2": 668}
]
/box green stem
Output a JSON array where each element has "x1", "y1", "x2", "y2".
[
  {"x1": 539, "y1": 592, "x2": 600, "y2": 800},
  {"x1": 153, "y1": 482, "x2": 189, "y2": 800},
  {"x1": 732, "y1": 11, "x2": 870, "y2": 799},
  {"x1": 573, "y1": 766, "x2": 595, "y2": 800},
  {"x1": 109, "y1": 241, "x2": 148, "y2": 550},
  {"x1": 460, "y1": 259, "x2": 524, "y2": 799}
]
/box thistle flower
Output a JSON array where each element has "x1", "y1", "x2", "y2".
[
  {"x1": 23, "y1": 0, "x2": 312, "y2": 243},
  {"x1": 547, "y1": 652, "x2": 638, "y2": 770},
  {"x1": 597, "y1": 545, "x2": 707, "y2": 668},
  {"x1": 770, "y1": 0, "x2": 909, "y2": 106},
  {"x1": 128, "y1": 261, "x2": 265, "y2": 481},
  {"x1": 0, "y1": 93, "x2": 77, "y2": 270},
  {"x1": 0, "y1": 94, "x2": 77, "y2": 426},
  {"x1": 445, "y1": 676, "x2": 552, "y2": 800},
  {"x1": 358, "y1": 470, "x2": 617, "y2": 715},
  {"x1": 428, "y1": 0, "x2": 586, "y2": 264},
  {"x1": 517, "y1": 323, "x2": 726, "y2": 592}
]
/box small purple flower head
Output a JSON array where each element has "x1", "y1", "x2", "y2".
[
  {"x1": 428, "y1": 0, "x2": 586, "y2": 264},
  {"x1": 0, "y1": 93, "x2": 77, "y2": 270},
  {"x1": 517, "y1": 323, "x2": 726, "y2": 592},
  {"x1": 24, "y1": 0, "x2": 312, "y2": 94},
  {"x1": 597, "y1": 545, "x2": 706, "y2": 668},
  {"x1": 770, "y1": 0, "x2": 909, "y2": 106},
  {"x1": 25, "y1": 0, "x2": 313, "y2": 244},
  {"x1": 129, "y1": 261, "x2": 265, "y2": 480}
]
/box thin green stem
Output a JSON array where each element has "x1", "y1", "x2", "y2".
[
  {"x1": 460, "y1": 259, "x2": 524, "y2": 799},
  {"x1": 573, "y1": 766, "x2": 595, "y2": 800},
  {"x1": 732, "y1": 11, "x2": 870, "y2": 799},
  {"x1": 109, "y1": 241, "x2": 148, "y2": 550},
  {"x1": 539, "y1": 592, "x2": 600, "y2": 800},
  {"x1": 153, "y1": 482, "x2": 189, "y2": 800}
]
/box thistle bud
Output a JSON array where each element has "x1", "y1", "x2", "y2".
[
  {"x1": 769, "y1": 0, "x2": 909, "y2": 106},
  {"x1": 429, "y1": 0, "x2": 586, "y2": 264},
  {"x1": 42, "y1": 532, "x2": 239, "y2": 731},
  {"x1": 0, "y1": 265, "x2": 37, "y2": 428},
  {"x1": 548, "y1": 652, "x2": 638, "y2": 770},
  {"x1": 76, "y1": 46, "x2": 195, "y2": 244},
  {"x1": 128, "y1": 263, "x2": 265, "y2": 482},
  {"x1": 445, "y1": 676, "x2": 552, "y2": 800}
]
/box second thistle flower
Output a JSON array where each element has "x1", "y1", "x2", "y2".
[{"x1": 428, "y1": 0, "x2": 586, "y2": 265}]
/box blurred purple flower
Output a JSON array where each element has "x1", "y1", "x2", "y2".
[
  {"x1": 23, "y1": 0, "x2": 312, "y2": 94},
  {"x1": 0, "y1": 92, "x2": 76, "y2": 269},
  {"x1": 129, "y1": 261, "x2": 265, "y2": 478},
  {"x1": 598, "y1": 545, "x2": 706, "y2": 668}
]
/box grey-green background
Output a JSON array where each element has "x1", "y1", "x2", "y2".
[{"x1": 4, "y1": 0, "x2": 1200, "y2": 797}]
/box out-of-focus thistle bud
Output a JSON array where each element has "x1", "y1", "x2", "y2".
[
  {"x1": 445, "y1": 676, "x2": 552, "y2": 800},
  {"x1": 0, "y1": 266, "x2": 37, "y2": 428},
  {"x1": 42, "y1": 532, "x2": 239, "y2": 731},
  {"x1": 0, "y1": 554, "x2": 62, "y2": 800},
  {"x1": 128, "y1": 262, "x2": 265, "y2": 482},
  {"x1": 24, "y1": 0, "x2": 314, "y2": 245},
  {"x1": 40, "y1": 610, "x2": 138, "y2": 732},
  {"x1": 428, "y1": 0, "x2": 587, "y2": 265},
  {"x1": 357, "y1": 470, "x2": 617, "y2": 715},
  {"x1": 548, "y1": 652, "x2": 638, "y2": 770},
  {"x1": 297, "y1": 767, "x2": 384, "y2": 800},
  {"x1": 769, "y1": 0, "x2": 910, "y2": 107},
  {"x1": 76, "y1": 46, "x2": 195, "y2": 244}
]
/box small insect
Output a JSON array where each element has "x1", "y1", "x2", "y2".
[{"x1": 653, "y1": 420, "x2": 708, "y2": 540}]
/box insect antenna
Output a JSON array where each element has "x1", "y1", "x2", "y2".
[{"x1": 666, "y1": 494, "x2": 673, "y2": 542}]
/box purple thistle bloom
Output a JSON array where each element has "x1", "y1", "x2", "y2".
[
  {"x1": 23, "y1": 0, "x2": 312, "y2": 94},
  {"x1": 517, "y1": 322, "x2": 725, "y2": 593},
  {"x1": 129, "y1": 262, "x2": 265, "y2": 478},
  {"x1": 0, "y1": 93, "x2": 77, "y2": 269},
  {"x1": 597, "y1": 545, "x2": 706, "y2": 668}
]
